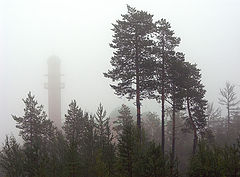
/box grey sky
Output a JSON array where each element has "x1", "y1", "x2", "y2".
[{"x1": 0, "y1": 0, "x2": 240, "y2": 142}]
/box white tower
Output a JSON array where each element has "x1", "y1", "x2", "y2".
[{"x1": 45, "y1": 56, "x2": 64, "y2": 129}]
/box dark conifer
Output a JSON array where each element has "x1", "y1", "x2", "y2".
[
  {"x1": 181, "y1": 62, "x2": 207, "y2": 154},
  {"x1": 104, "y1": 5, "x2": 155, "y2": 142},
  {"x1": 114, "y1": 105, "x2": 136, "y2": 177},
  {"x1": 63, "y1": 100, "x2": 84, "y2": 177},
  {"x1": 95, "y1": 103, "x2": 115, "y2": 177},
  {"x1": 151, "y1": 19, "x2": 181, "y2": 155},
  {"x1": 12, "y1": 92, "x2": 56, "y2": 176},
  {"x1": 0, "y1": 136, "x2": 25, "y2": 177}
]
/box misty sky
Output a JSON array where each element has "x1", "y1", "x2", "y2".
[{"x1": 0, "y1": 0, "x2": 240, "y2": 143}]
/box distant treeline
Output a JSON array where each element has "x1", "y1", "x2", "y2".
[{"x1": 0, "y1": 91, "x2": 240, "y2": 177}]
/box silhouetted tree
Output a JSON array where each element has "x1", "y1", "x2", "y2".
[
  {"x1": 95, "y1": 103, "x2": 109, "y2": 149},
  {"x1": 218, "y1": 82, "x2": 240, "y2": 135},
  {"x1": 104, "y1": 5, "x2": 155, "y2": 142},
  {"x1": 151, "y1": 19, "x2": 181, "y2": 154},
  {"x1": 63, "y1": 100, "x2": 84, "y2": 177},
  {"x1": 94, "y1": 103, "x2": 115, "y2": 177},
  {"x1": 181, "y1": 62, "x2": 207, "y2": 154},
  {"x1": 167, "y1": 52, "x2": 185, "y2": 161},
  {"x1": 12, "y1": 92, "x2": 56, "y2": 176}
]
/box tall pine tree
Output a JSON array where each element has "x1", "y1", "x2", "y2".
[
  {"x1": 104, "y1": 5, "x2": 155, "y2": 142},
  {"x1": 152, "y1": 19, "x2": 181, "y2": 154},
  {"x1": 181, "y1": 62, "x2": 207, "y2": 154}
]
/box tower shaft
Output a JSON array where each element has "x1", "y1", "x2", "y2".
[{"x1": 46, "y1": 56, "x2": 63, "y2": 129}]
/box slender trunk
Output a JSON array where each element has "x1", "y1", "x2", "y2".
[
  {"x1": 161, "y1": 91, "x2": 165, "y2": 155},
  {"x1": 227, "y1": 104, "x2": 230, "y2": 137},
  {"x1": 135, "y1": 34, "x2": 141, "y2": 143},
  {"x1": 193, "y1": 128, "x2": 198, "y2": 155},
  {"x1": 161, "y1": 46, "x2": 165, "y2": 156},
  {"x1": 187, "y1": 96, "x2": 198, "y2": 155},
  {"x1": 136, "y1": 71, "x2": 141, "y2": 142},
  {"x1": 172, "y1": 98, "x2": 176, "y2": 162},
  {"x1": 170, "y1": 95, "x2": 176, "y2": 176}
]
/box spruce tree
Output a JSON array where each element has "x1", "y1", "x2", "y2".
[
  {"x1": 95, "y1": 103, "x2": 109, "y2": 149},
  {"x1": 94, "y1": 103, "x2": 115, "y2": 177},
  {"x1": 114, "y1": 105, "x2": 136, "y2": 177},
  {"x1": 63, "y1": 100, "x2": 84, "y2": 177},
  {"x1": 81, "y1": 113, "x2": 97, "y2": 177},
  {"x1": 12, "y1": 92, "x2": 55, "y2": 176}
]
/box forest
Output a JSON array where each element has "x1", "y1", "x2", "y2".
[{"x1": 1, "y1": 5, "x2": 240, "y2": 177}]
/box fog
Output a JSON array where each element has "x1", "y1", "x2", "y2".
[{"x1": 0, "y1": 0, "x2": 240, "y2": 143}]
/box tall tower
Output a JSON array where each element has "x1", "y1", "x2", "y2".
[{"x1": 45, "y1": 56, "x2": 64, "y2": 129}]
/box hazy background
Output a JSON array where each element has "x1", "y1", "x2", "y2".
[{"x1": 0, "y1": 0, "x2": 240, "y2": 143}]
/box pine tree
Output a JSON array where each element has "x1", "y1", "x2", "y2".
[
  {"x1": 167, "y1": 52, "x2": 185, "y2": 161},
  {"x1": 152, "y1": 19, "x2": 181, "y2": 155},
  {"x1": 181, "y1": 62, "x2": 207, "y2": 154},
  {"x1": 104, "y1": 5, "x2": 155, "y2": 141},
  {"x1": 63, "y1": 100, "x2": 84, "y2": 177},
  {"x1": 12, "y1": 92, "x2": 55, "y2": 176},
  {"x1": 12, "y1": 92, "x2": 48, "y2": 146}
]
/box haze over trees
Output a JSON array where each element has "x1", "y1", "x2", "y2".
[
  {"x1": 1, "y1": 5, "x2": 240, "y2": 177},
  {"x1": 104, "y1": 5, "x2": 207, "y2": 157}
]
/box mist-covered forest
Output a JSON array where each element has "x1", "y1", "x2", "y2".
[{"x1": 1, "y1": 5, "x2": 240, "y2": 177}]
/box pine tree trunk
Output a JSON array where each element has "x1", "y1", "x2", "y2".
[
  {"x1": 172, "y1": 98, "x2": 176, "y2": 161},
  {"x1": 170, "y1": 98, "x2": 176, "y2": 176},
  {"x1": 227, "y1": 104, "x2": 230, "y2": 137},
  {"x1": 193, "y1": 130, "x2": 198, "y2": 155},
  {"x1": 187, "y1": 96, "x2": 198, "y2": 155},
  {"x1": 161, "y1": 51, "x2": 165, "y2": 155},
  {"x1": 135, "y1": 35, "x2": 141, "y2": 143}
]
